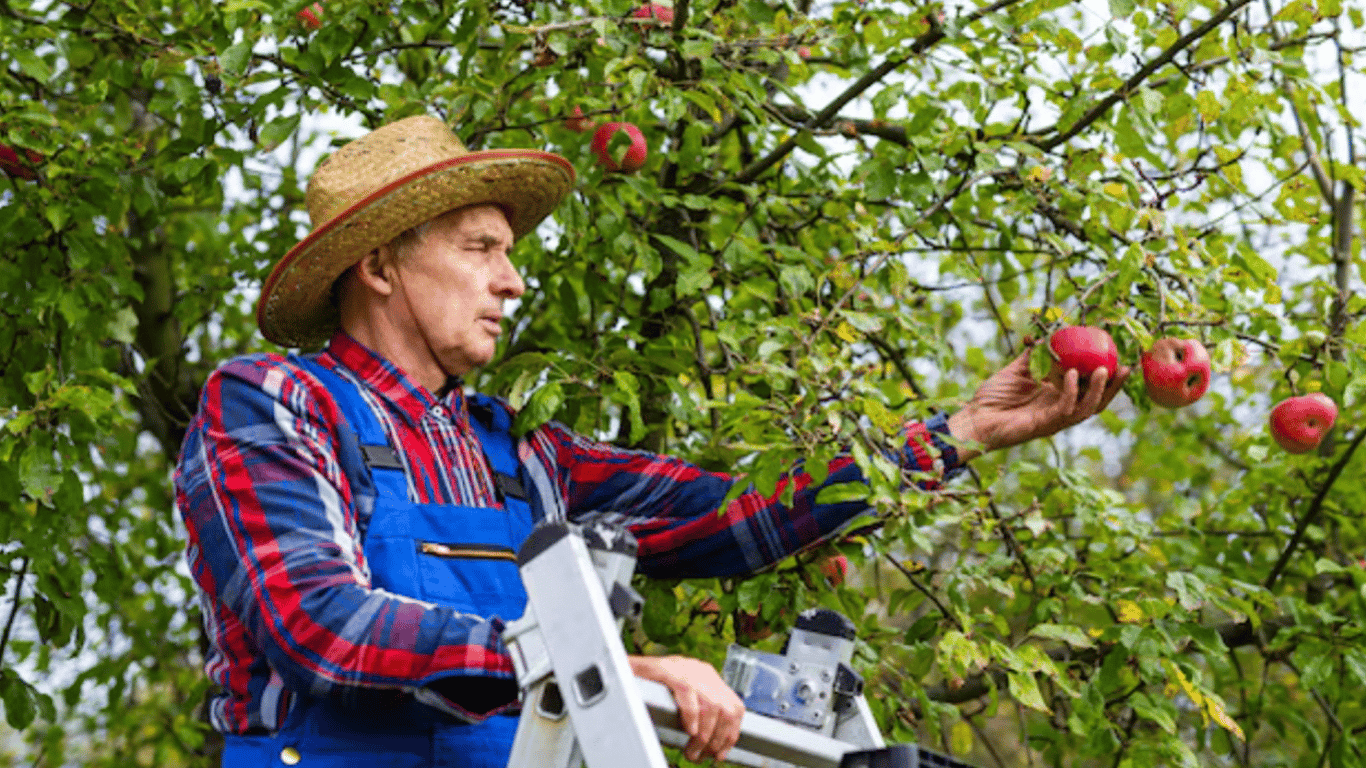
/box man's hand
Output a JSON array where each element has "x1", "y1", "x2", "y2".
[
  {"x1": 947, "y1": 348, "x2": 1130, "y2": 462},
  {"x1": 629, "y1": 654, "x2": 745, "y2": 763}
]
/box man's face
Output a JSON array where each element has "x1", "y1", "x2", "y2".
[{"x1": 390, "y1": 204, "x2": 524, "y2": 377}]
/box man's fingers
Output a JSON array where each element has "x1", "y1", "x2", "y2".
[
  {"x1": 1078, "y1": 367, "x2": 1109, "y2": 417},
  {"x1": 672, "y1": 685, "x2": 702, "y2": 752},
  {"x1": 1098, "y1": 365, "x2": 1131, "y2": 410},
  {"x1": 702, "y1": 696, "x2": 745, "y2": 762},
  {"x1": 686, "y1": 697, "x2": 722, "y2": 761}
]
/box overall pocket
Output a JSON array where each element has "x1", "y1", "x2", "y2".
[{"x1": 364, "y1": 500, "x2": 528, "y2": 618}]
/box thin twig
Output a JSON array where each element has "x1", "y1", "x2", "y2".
[
  {"x1": 1264, "y1": 427, "x2": 1366, "y2": 591},
  {"x1": 0, "y1": 557, "x2": 30, "y2": 671},
  {"x1": 1036, "y1": 0, "x2": 1261, "y2": 151},
  {"x1": 884, "y1": 552, "x2": 963, "y2": 632}
]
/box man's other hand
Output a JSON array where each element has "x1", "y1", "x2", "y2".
[
  {"x1": 947, "y1": 348, "x2": 1131, "y2": 461},
  {"x1": 629, "y1": 654, "x2": 745, "y2": 763}
]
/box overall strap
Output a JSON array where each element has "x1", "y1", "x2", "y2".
[
  {"x1": 295, "y1": 357, "x2": 409, "y2": 513},
  {"x1": 466, "y1": 393, "x2": 529, "y2": 507}
]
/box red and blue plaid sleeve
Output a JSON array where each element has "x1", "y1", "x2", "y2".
[
  {"x1": 176, "y1": 355, "x2": 514, "y2": 731},
  {"x1": 522, "y1": 413, "x2": 962, "y2": 579}
]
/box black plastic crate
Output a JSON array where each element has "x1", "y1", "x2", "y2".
[{"x1": 840, "y1": 743, "x2": 978, "y2": 768}]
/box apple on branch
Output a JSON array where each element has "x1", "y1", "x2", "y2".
[
  {"x1": 1269, "y1": 393, "x2": 1337, "y2": 454},
  {"x1": 820, "y1": 554, "x2": 848, "y2": 587},
  {"x1": 0, "y1": 145, "x2": 42, "y2": 181},
  {"x1": 1047, "y1": 325, "x2": 1118, "y2": 385},
  {"x1": 590, "y1": 121, "x2": 647, "y2": 173},
  {"x1": 563, "y1": 106, "x2": 593, "y2": 133},
  {"x1": 1141, "y1": 337, "x2": 1211, "y2": 408},
  {"x1": 297, "y1": 2, "x2": 323, "y2": 30},
  {"x1": 631, "y1": 3, "x2": 674, "y2": 25}
]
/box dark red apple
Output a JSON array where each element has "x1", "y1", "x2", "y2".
[
  {"x1": 590, "y1": 121, "x2": 647, "y2": 173},
  {"x1": 1141, "y1": 337, "x2": 1211, "y2": 408},
  {"x1": 631, "y1": 3, "x2": 674, "y2": 24},
  {"x1": 820, "y1": 554, "x2": 848, "y2": 587},
  {"x1": 297, "y1": 2, "x2": 323, "y2": 29},
  {"x1": 1269, "y1": 393, "x2": 1337, "y2": 454},
  {"x1": 0, "y1": 145, "x2": 41, "y2": 181},
  {"x1": 1048, "y1": 325, "x2": 1118, "y2": 382},
  {"x1": 563, "y1": 106, "x2": 593, "y2": 133}
]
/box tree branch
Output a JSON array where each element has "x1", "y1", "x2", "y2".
[
  {"x1": 0, "y1": 557, "x2": 29, "y2": 672},
  {"x1": 1264, "y1": 427, "x2": 1366, "y2": 591},
  {"x1": 1035, "y1": 0, "x2": 1260, "y2": 151},
  {"x1": 726, "y1": 0, "x2": 1029, "y2": 185},
  {"x1": 919, "y1": 615, "x2": 1294, "y2": 706}
]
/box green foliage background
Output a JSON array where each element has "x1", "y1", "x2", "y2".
[{"x1": 0, "y1": 0, "x2": 1364, "y2": 764}]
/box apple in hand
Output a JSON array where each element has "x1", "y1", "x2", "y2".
[
  {"x1": 1048, "y1": 325, "x2": 1118, "y2": 383},
  {"x1": 297, "y1": 2, "x2": 323, "y2": 29},
  {"x1": 1269, "y1": 393, "x2": 1337, "y2": 454},
  {"x1": 1141, "y1": 337, "x2": 1211, "y2": 408},
  {"x1": 590, "y1": 121, "x2": 647, "y2": 173}
]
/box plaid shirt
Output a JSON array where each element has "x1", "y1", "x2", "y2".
[{"x1": 175, "y1": 332, "x2": 961, "y2": 734}]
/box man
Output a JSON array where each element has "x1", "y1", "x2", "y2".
[{"x1": 176, "y1": 115, "x2": 1127, "y2": 768}]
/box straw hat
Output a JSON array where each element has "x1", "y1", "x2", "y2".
[{"x1": 256, "y1": 115, "x2": 576, "y2": 348}]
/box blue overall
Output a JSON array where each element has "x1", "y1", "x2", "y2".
[{"x1": 221, "y1": 360, "x2": 536, "y2": 767}]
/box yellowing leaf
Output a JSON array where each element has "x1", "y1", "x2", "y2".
[
  {"x1": 1196, "y1": 90, "x2": 1222, "y2": 122},
  {"x1": 1008, "y1": 670, "x2": 1051, "y2": 712},
  {"x1": 950, "y1": 721, "x2": 974, "y2": 755},
  {"x1": 1206, "y1": 695, "x2": 1245, "y2": 741},
  {"x1": 1116, "y1": 599, "x2": 1144, "y2": 623}
]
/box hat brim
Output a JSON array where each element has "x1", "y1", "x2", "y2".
[{"x1": 257, "y1": 150, "x2": 575, "y2": 348}]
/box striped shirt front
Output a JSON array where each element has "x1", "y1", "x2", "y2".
[{"x1": 174, "y1": 332, "x2": 961, "y2": 734}]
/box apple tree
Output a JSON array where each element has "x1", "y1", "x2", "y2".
[{"x1": 0, "y1": 0, "x2": 1364, "y2": 765}]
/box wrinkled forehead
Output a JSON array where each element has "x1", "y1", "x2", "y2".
[{"x1": 423, "y1": 203, "x2": 515, "y2": 238}]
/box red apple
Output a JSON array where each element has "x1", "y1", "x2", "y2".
[
  {"x1": 631, "y1": 2, "x2": 674, "y2": 24},
  {"x1": 590, "y1": 121, "x2": 647, "y2": 173},
  {"x1": 0, "y1": 145, "x2": 41, "y2": 181},
  {"x1": 820, "y1": 554, "x2": 848, "y2": 587},
  {"x1": 297, "y1": 2, "x2": 323, "y2": 29},
  {"x1": 1141, "y1": 337, "x2": 1211, "y2": 408},
  {"x1": 1269, "y1": 393, "x2": 1337, "y2": 454},
  {"x1": 1048, "y1": 325, "x2": 1118, "y2": 382},
  {"x1": 563, "y1": 106, "x2": 593, "y2": 133}
]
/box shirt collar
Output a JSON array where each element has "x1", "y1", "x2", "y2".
[{"x1": 320, "y1": 331, "x2": 471, "y2": 429}]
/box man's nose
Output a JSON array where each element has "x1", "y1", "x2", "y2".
[{"x1": 493, "y1": 251, "x2": 526, "y2": 299}]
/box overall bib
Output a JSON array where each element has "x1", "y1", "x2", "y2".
[{"x1": 221, "y1": 360, "x2": 536, "y2": 767}]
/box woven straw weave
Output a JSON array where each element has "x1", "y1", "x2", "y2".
[{"x1": 257, "y1": 115, "x2": 575, "y2": 349}]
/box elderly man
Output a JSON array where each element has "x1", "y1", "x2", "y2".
[{"x1": 175, "y1": 115, "x2": 1127, "y2": 768}]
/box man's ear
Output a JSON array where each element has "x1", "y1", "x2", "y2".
[{"x1": 353, "y1": 247, "x2": 397, "y2": 297}]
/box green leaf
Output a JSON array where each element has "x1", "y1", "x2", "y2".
[
  {"x1": 259, "y1": 113, "x2": 302, "y2": 150},
  {"x1": 0, "y1": 672, "x2": 37, "y2": 730},
  {"x1": 1029, "y1": 623, "x2": 1095, "y2": 648},
  {"x1": 221, "y1": 40, "x2": 252, "y2": 75},
  {"x1": 1007, "y1": 670, "x2": 1050, "y2": 712},
  {"x1": 815, "y1": 481, "x2": 870, "y2": 505},
  {"x1": 19, "y1": 444, "x2": 60, "y2": 507},
  {"x1": 12, "y1": 50, "x2": 52, "y2": 82},
  {"x1": 513, "y1": 382, "x2": 563, "y2": 435},
  {"x1": 612, "y1": 370, "x2": 646, "y2": 443}
]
